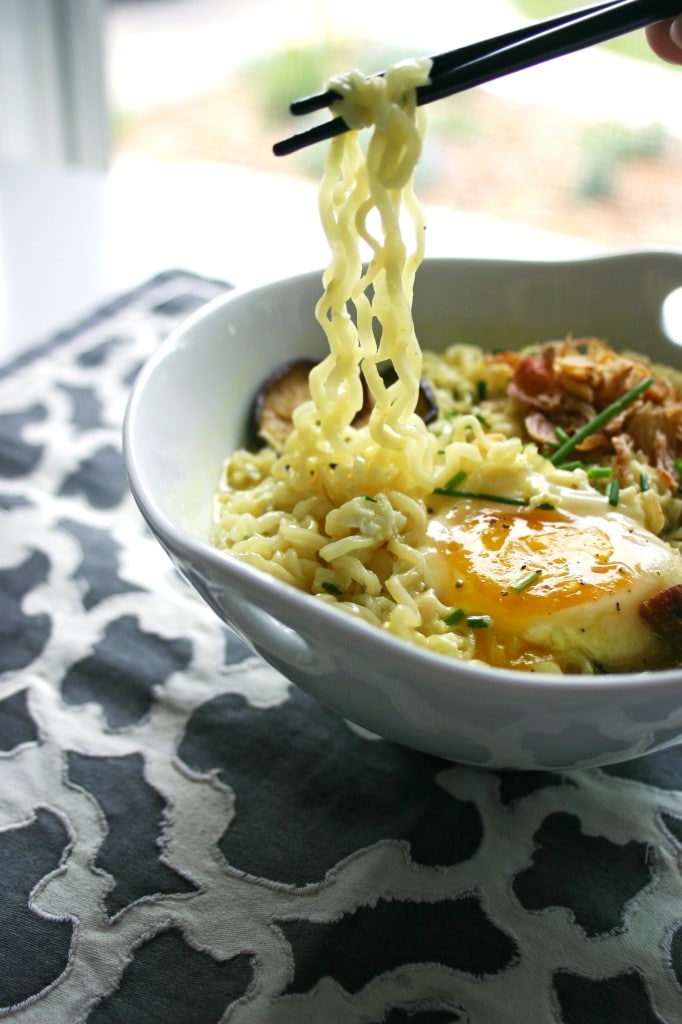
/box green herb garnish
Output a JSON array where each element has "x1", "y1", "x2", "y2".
[
  {"x1": 321, "y1": 581, "x2": 341, "y2": 595},
  {"x1": 442, "y1": 470, "x2": 468, "y2": 490},
  {"x1": 510, "y1": 570, "x2": 540, "y2": 593},
  {"x1": 607, "y1": 479, "x2": 620, "y2": 506},
  {"x1": 550, "y1": 375, "x2": 653, "y2": 465},
  {"x1": 467, "y1": 615, "x2": 492, "y2": 628},
  {"x1": 445, "y1": 609, "x2": 493, "y2": 629},
  {"x1": 364, "y1": 495, "x2": 378, "y2": 503},
  {"x1": 640, "y1": 472, "x2": 650, "y2": 492},
  {"x1": 433, "y1": 487, "x2": 530, "y2": 506},
  {"x1": 587, "y1": 466, "x2": 613, "y2": 479},
  {"x1": 433, "y1": 483, "x2": 556, "y2": 510},
  {"x1": 476, "y1": 380, "x2": 488, "y2": 402}
]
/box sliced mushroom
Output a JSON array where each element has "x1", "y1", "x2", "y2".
[
  {"x1": 250, "y1": 358, "x2": 318, "y2": 449},
  {"x1": 251, "y1": 357, "x2": 438, "y2": 448},
  {"x1": 416, "y1": 376, "x2": 439, "y2": 425}
]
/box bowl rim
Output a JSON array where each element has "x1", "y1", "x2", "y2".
[{"x1": 123, "y1": 250, "x2": 682, "y2": 699}]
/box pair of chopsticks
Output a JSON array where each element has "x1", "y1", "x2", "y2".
[{"x1": 273, "y1": 0, "x2": 682, "y2": 156}]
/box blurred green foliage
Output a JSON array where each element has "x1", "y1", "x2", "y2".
[
  {"x1": 576, "y1": 121, "x2": 668, "y2": 198},
  {"x1": 246, "y1": 42, "x2": 346, "y2": 123},
  {"x1": 510, "y1": 0, "x2": 657, "y2": 62}
]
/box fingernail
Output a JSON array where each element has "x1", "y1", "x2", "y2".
[{"x1": 671, "y1": 15, "x2": 682, "y2": 49}]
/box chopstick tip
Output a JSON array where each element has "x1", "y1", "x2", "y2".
[
  {"x1": 290, "y1": 88, "x2": 340, "y2": 116},
  {"x1": 273, "y1": 115, "x2": 348, "y2": 157}
]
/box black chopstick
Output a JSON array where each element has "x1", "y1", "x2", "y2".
[
  {"x1": 273, "y1": 0, "x2": 682, "y2": 157},
  {"x1": 419, "y1": 0, "x2": 682, "y2": 105},
  {"x1": 288, "y1": 0, "x2": 622, "y2": 118}
]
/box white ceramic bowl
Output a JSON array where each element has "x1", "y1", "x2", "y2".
[{"x1": 123, "y1": 252, "x2": 682, "y2": 770}]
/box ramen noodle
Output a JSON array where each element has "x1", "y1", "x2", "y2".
[{"x1": 212, "y1": 61, "x2": 682, "y2": 674}]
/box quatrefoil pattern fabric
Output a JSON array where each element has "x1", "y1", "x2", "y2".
[{"x1": 1, "y1": 271, "x2": 682, "y2": 1024}]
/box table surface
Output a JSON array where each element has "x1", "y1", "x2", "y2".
[{"x1": 1, "y1": 267, "x2": 682, "y2": 1024}]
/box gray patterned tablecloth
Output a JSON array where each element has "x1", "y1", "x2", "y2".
[{"x1": 1, "y1": 270, "x2": 682, "y2": 1024}]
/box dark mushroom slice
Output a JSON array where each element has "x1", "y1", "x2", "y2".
[
  {"x1": 347, "y1": 363, "x2": 438, "y2": 428},
  {"x1": 416, "y1": 375, "x2": 438, "y2": 425},
  {"x1": 251, "y1": 357, "x2": 439, "y2": 448},
  {"x1": 250, "y1": 358, "x2": 318, "y2": 449}
]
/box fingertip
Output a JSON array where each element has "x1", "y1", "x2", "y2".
[{"x1": 646, "y1": 18, "x2": 682, "y2": 65}]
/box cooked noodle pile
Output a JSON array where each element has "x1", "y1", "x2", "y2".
[{"x1": 212, "y1": 62, "x2": 682, "y2": 675}]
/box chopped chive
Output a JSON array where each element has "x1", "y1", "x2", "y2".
[
  {"x1": 587, "y1": 466, "x2": 613, "y2": 479},
  {"x1": 640, "y1": 472, "x2": 650, "y2": 492},
  {"x1": 433, "y1": 487, "x2": 530, "y2": 506},
  {"x1": 476, "y1": 380, "x2": 487, "y2": 402},
  {"x1": 433, "y1": 484, "x2": 556, "y2": 511},
  {"x1": 442, "y1": 470, "x2": 467, "y2": 490},
  {"x1": 676, "y1": 457, "x2": 682, "y2": 475},
  {"x1": 550, "y1": 375, "x2": 653, "y2": 465},
  {"x1": 554, "y1": 426, "x2": 571, "y2": 443},
  {"x1": 445, "y1": 608, "x2": 467, "y2": 626},
  {"x1": 510, "y1": 570, "x2": 540, "y2": 593},
  {"x1": 607, "y1": 479, "x2": 620, "y2": 506},
  {"x1": 467, "y1": 614, "x2": 492, "y2": 628},
  {"x1": 557, "y1": 460, "x2": 584, "y2": 472},
  {"x1": 364, "y1": 495, "x2": 378, "y2": 503},
  {"x1": 321, "y1": 581, "x2": 341, "y2": 595}
]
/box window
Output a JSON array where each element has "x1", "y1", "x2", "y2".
[{"x1": 0, "y1": 0, "x2": 109, "y2": 169}]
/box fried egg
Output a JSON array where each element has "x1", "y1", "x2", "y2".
[{"x1": 424, "y1": 498, "x2": 682, "y2": 672}]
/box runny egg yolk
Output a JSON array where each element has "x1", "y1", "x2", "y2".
[{"x1": 425, "y1": 500, "x2": 682, "y2": 672}]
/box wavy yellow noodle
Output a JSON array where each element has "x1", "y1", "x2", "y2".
[{"x1": 212, "y1": 60, "x2": 682, "y2": 675}]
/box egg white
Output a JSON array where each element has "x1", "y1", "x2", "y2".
[{"x1": 424, "y1": 497, "x2": 682, "y2": 672}]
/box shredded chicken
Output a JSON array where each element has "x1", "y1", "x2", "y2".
[
  {"x1": 641, "y1": 583, "x2": 682, "y2": 654},
  {"x1": 493, "y1": 338, "x2": 682, "y2": 488}
]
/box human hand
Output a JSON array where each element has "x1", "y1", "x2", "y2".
[{"x1": 646, "y1": 16, "x2": 682, "y2": 64}]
